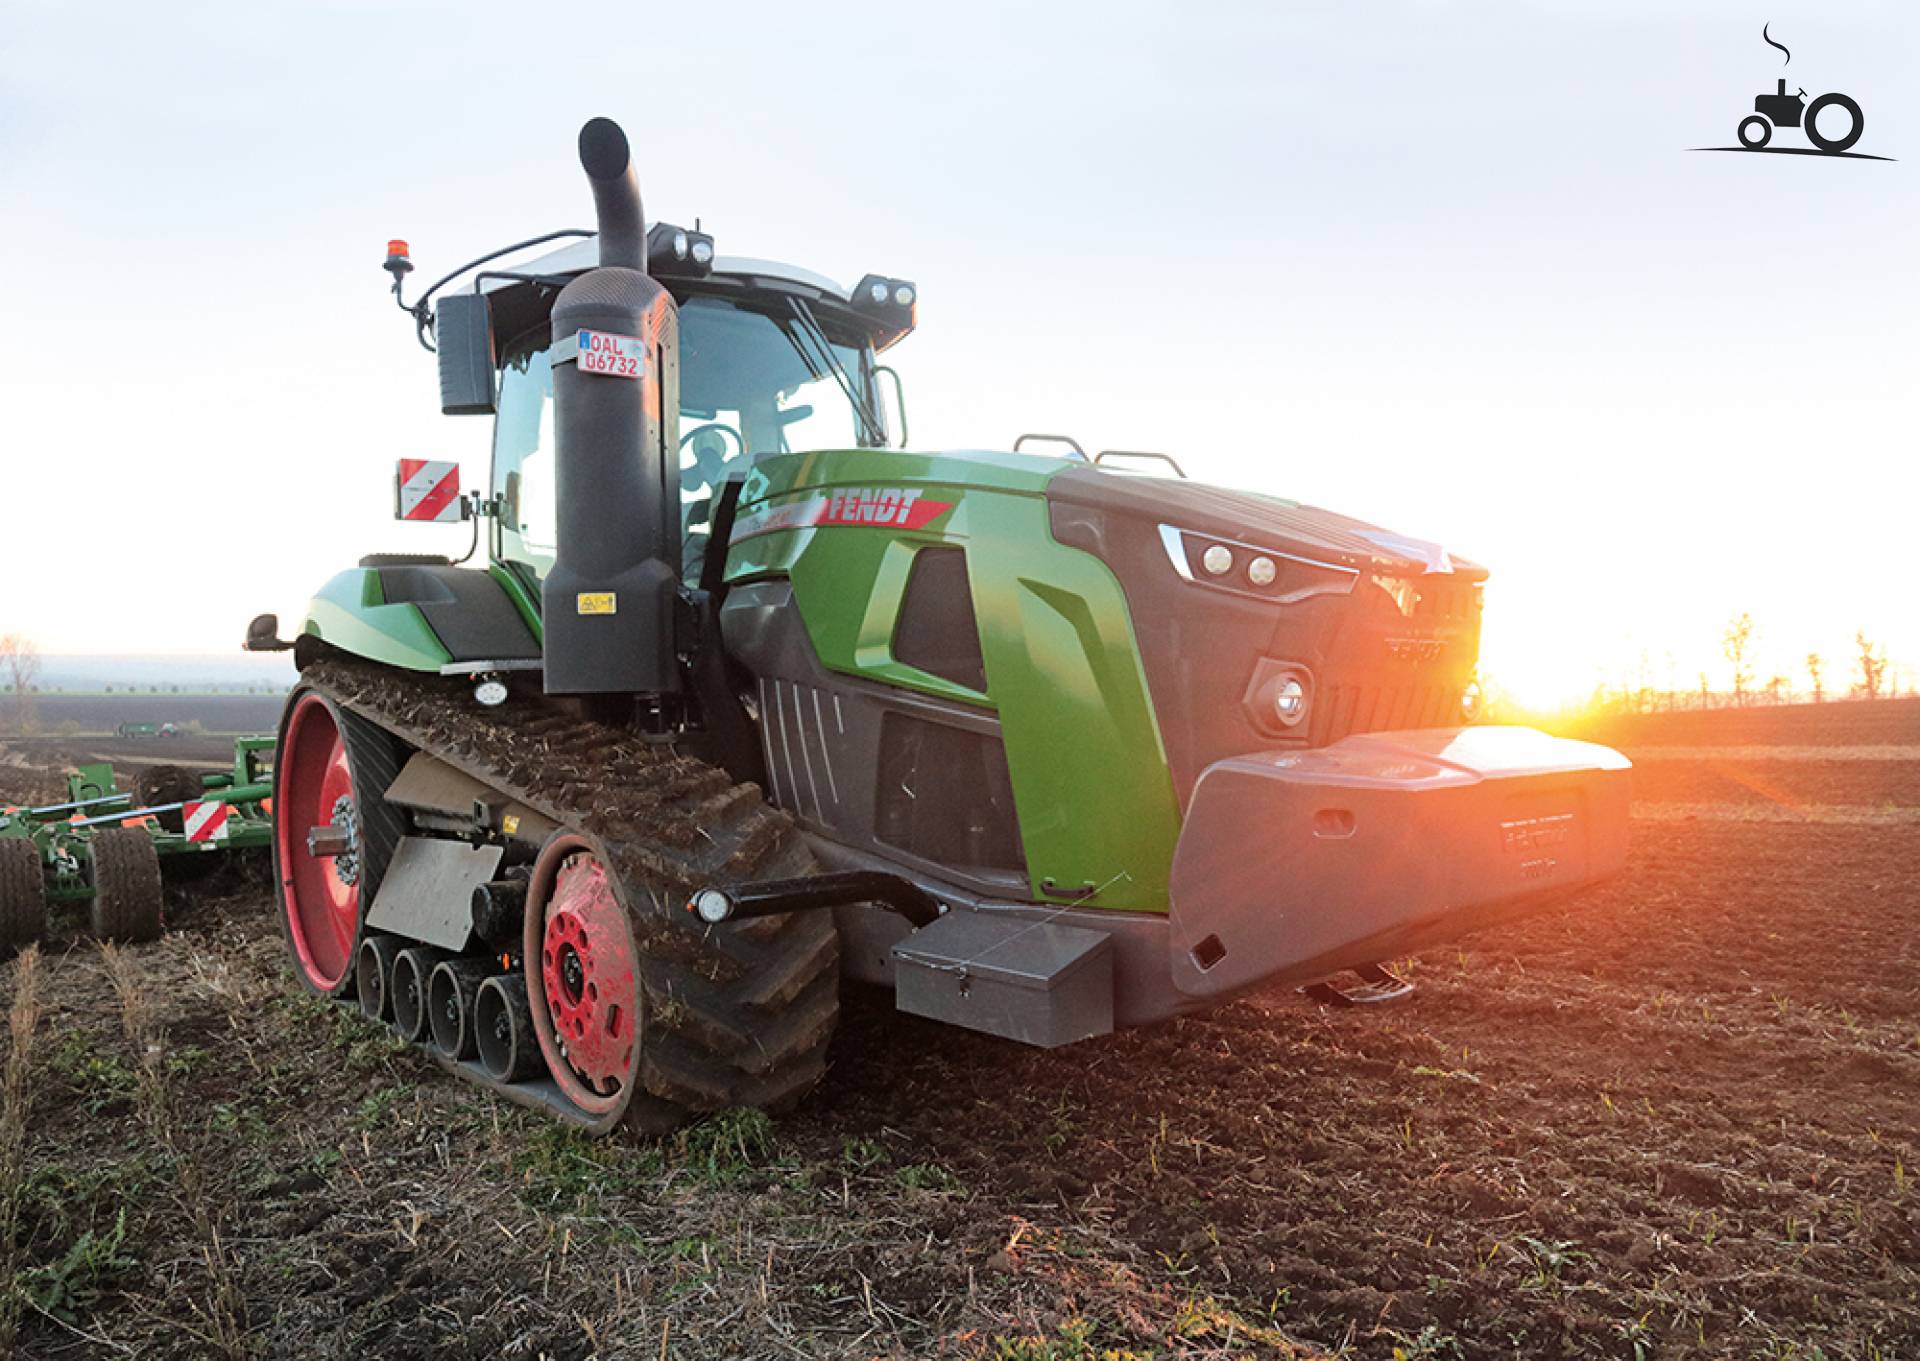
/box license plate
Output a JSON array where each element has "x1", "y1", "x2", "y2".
[{"x1": 576, "y1": 329, "x2": 647, "y2": 379}]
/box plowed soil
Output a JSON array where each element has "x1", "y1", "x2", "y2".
[{"x1": 3, "y1": 698, "x2": 1917, "y2": 1359}]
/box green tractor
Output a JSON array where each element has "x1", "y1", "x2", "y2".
[{"x1": 250, "y1": 118, "x2": 1630, "y2": 1135}]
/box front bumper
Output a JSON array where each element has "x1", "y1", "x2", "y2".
[{"x1": 1166, "y1": 725, "x2": 1631, "y2": 999}]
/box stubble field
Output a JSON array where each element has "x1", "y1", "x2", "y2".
[{"x1": 1, "y1": 699, "x2": 1915, "y2": 1359}]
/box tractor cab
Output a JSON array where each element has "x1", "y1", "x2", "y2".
[
  {"x1": 416, "y1": 234, "x2": 916, "y2": 588},
  {"x1": 484, "y1": 253, "x2": 902, "y2": 585}
]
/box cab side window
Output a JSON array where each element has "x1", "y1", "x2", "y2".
[{"x1": 493, "y1": 344, "x2": 558, "y2": 577}]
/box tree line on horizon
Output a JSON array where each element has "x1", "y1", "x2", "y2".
[
  {"x1": 1568, "y1": 616, "x2": 1902, "y2": 717},
  {"x1": 0, "y1": 635, "x2": 291, "y2": 737}
]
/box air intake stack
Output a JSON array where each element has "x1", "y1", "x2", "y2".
[{"x1": 541, "y1": 117, "x2": 682, "y2": 699}]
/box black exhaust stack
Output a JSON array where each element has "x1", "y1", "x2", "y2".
[{"x1": 542, "y1": 117, "x2": 682, "y2": 699}]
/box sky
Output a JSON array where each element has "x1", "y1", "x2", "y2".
[{"x1": 1, "y1": 0, "x2": 1914, "y2": 708}]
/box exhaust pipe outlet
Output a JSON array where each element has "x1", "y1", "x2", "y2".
[
  {"x1": 541, "y1": 116, "x2": 683, "y2": 699},
  {"x1": 474, "y1": 973, "x2": 543, "y2": 1082},
  {"x1": 391, "y1": 945, "x2": 451, "y2": 1044},
  {"x1": 355, "y1": 934, "x2": 403, "y2": 1023},
  {"x1": 428, "y1": 956, "x2": 498, "y2": 1061}
]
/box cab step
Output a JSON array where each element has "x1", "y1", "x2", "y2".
[{"x1": 1300, "y1": 963, "x2": 1415, "y2": 1008}]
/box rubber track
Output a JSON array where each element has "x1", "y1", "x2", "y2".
[
  {"x1": 335, "y1": 704, "x2": 409, "y2": 922},
  {"x1": 0, "y1": 838, "x2": 48, "y2": 950},
  {"x1": 90, "y1": 827, "x2": 164, "y2": 943},
  {"x1": 299, "y1": 660, "x2": 840, "y2": 1123}
]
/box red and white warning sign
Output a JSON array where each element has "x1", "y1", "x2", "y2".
[
  {"x1": 182, "y1": 801, "x2": 231, "y2": 843},
  {"x1": 395, "y1": 459, "x2": 462, "y2": 523}
]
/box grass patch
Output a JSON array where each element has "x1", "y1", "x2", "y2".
[
  {"x1": 990, "y1": 1317, "x2": 1146, "y2": 1360},
  {"x1": 512, "y1": 1122, "x2": 665, "y2": 1212},
  {"x1": 16, "y1": 1209, "x2": 137, "y2": 1325},
  {"x1": 676, "y1": 1108, "x2": 775, "y2": 1187},
  {"x1": 42, "y1": 1028, "x2": 136, "y2": 1115},
  {"x1": 895, "y1": 1162, "x2": 963, "y2": 1195}
]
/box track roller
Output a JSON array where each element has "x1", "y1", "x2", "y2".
[
  {"x1": 470, "y1": 876, "x2": 528, "y2": 948},
  {"x1": 428, "y1": 957, "x2": 496, "y2": 1060},
  {"x1": 356, "y1": 934, "x2": 403, "y2": 1022},
  {"x1": 89, "y1": 827, "x2": 164, "y2": 943},
  {"x1": 391, "y1": 945, "x2": 450, "y2": 1043},
  {"x1": 474, "y1": 973, "x2": 541, "y2": 1081}
]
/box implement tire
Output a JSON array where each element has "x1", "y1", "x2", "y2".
[
  {"x1": 0, "y1": 839, "x2": 49, "y2": 952},
  {"x1": 89, "y1": 828, "x2": 164, "y2": 943},
  {"x1": 137, "y1": 765, "x2": 203, "y2": 834}
]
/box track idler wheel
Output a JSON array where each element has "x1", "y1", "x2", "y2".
[
  {"x1": 273, "y1": 690, "x2": 406, "y2": 998},
  {"x1": 0, "y1": 839, "x2": 49, "y2": 952},
  {"x1": 524, "y1": 835, "x2": 640, "y2": 1115},
  {"x1": 89, "y1": 827, "x2": 164, "y2": 943},
  {"x1": 391, "y1": 945, "x2": 450, "y2": 1044},
  {"x1": 475, "y1": 974, "x2": 542, "y2": 1082},
  {"x1": 428, "y1": 957, "x2": 496, "y2": 1060},
  {"x1": 355, "y1": 934, "x2": 402, "y2": 1023}
]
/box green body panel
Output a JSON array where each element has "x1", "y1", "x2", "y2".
[
  {"x1": 728, "y1": 449, "x2": 1183, "y2": 912},
  {"x1": 491, "y1": 561, "x2": 546, "y2": 642},
  {"x1": 301, "y1": 569, "x2": 452, "y2": 673}
]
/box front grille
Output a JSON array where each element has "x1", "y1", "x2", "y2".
[{"x1": 1314, "y1": 679, "x2": 1459, "y2": 744}]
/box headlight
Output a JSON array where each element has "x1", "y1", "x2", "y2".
[
  {"x1": 646, "y1": 222, "x2": 716, "y2": 277},
  {"x1": 1461, "y1": 681, "x2": 1483, "y2": 721},
  {"x1": 1273, "y1": 678, "x2": 1308, "y2": 726},
  {"x1": 1159, "y1": 525, "x2": 1359, "y2": 605}
]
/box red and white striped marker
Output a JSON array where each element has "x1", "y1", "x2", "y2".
[
  {"x1": 395, "y1": 459, "x2": 462, "y2": 523},
  {"x1": 182, "y1": 801, "x2": 231, "y2": 843}
]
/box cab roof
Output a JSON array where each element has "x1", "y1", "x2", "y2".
[{"x1": 479, "y1": 236, "x2": 852, "y2": 302}]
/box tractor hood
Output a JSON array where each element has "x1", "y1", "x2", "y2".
[
  {"x1": 1046, "y1": 467, "x2": 1485, "y2": 581},
  {"x1": 1046, "y1": 466, "x2": 1488, "y2": 809}
]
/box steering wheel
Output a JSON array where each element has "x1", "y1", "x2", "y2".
[{"x1": 680, "y1": 422, "x2": 744, "y2": 488}]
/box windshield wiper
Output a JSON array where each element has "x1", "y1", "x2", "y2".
[{"x1": 784, "y1": 298, "x2": 888, "y2": 448}]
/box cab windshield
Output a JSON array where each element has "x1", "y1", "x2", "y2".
[{"x1": 493, "y1": 292, "x2": 884, "y2": 582}]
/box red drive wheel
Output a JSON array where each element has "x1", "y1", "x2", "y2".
[
  {"x1": 275, "y1": 692, "x2": 372, "y2": 995},
  {"x1": 524, "y1": 833, "x2": 642, "y2": 1115}
]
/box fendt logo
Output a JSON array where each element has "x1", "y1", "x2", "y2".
[
  {"x1": 730, "y1": 487, "x2": 957, "y2": 542},
  {"x1": 1693, "y1": 24, "x2": 1891, "y2": 162}
]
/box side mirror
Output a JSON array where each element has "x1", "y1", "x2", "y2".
[
  {"x1": 244, "y1": 613, "x2": 292, "y2": 653},
  {"x1": 435, "y1": 294, "x2": 497, "y2": 416}
]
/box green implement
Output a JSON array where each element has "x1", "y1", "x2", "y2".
[{"x1": 0, "y1": 737, "x2": 275, "y2": 947}]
